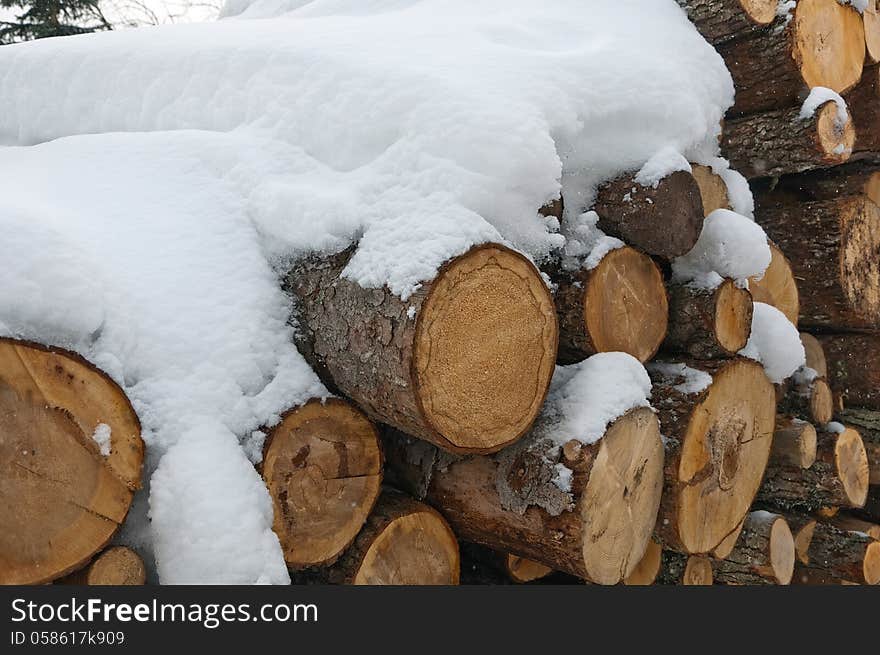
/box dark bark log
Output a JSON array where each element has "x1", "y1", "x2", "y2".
[
  {"x1": 846, "y1": 65, "x2": 880, "y2": 154},
  {"x1": 674, "y1": 0, "x2": 777, "y2": 45},
  {"x1": 663, "y1": 280, "x2": 753, "y2": 359},
  {"x1": 836, "y1": 408, "x2": 880, "y2": 486},
  {"x1": 712, "y1": 511, "x2": 795, "y2": 585},
  {"x1": 778, "y1": 373, "x2": 834, "y2": 425},
  {"x1": 755, "y1": 156, "x2": 880, "y2": 207},
  {"x1": 791, "y1": 518, "x2": 880, "y2": 584},
  {"x1": 771, "y1": 416, "x2": 817, "y2": 469},
  {"x1": 820, "y1": 334, "x2": 880, "y2": 411}
]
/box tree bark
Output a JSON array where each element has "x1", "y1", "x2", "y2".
[
  {"x1": 656, "y1": 552, "x2": 713, "y2": 585},
  {"x1": 771, "y1": 416, "x2": 818, "y2": 469},
  {"x1": 382, "y1": 407, "x2": 665, "y2": 584},
  {"x1": 712, "y1": 511, "x2": 795, "y2": 585},
  {"x1": 553, "y1": 246, "x2": 668, "y2": 364},
  {"x1": 292, "y1": 489, "x2": 460, "y2": 585},
  {"x1": 846, "y1": 64, "x2": 880, "y2": 154},
  {"x1": 0, "y1": 338, "x2": 144, "y2": 585},
  {"x1": 820, "y1": 334, "x2": 880, "y2": 411},
  {"x1": 284, "y1": 243, "x2": 558, "y2": 454},
  {"x1": 791, "y1": 518, "x2": 880, "y2": 584},
  {"x1": 650, "y1": 358, "x2": 776, "y2": 554},
  {"x1": 755, "y1": 195, "x2": 880, "y2": 329},
  {"x1": 663, "y1": 280, "x2": 753, "y2": 359},
  {"x1": 757, "y1": 427, "x2": 869, "y2": 511},
  {"x1": 755, "y1": 157, "x2": 880, "y2": 207},
  {"x1": 779, "y1": 374, "x2": 834, "y2": 425},
  {"x1": 718, "y1": 0, "x2": 865, "y2": 116},
  {"x1": 674, "y1": 0, "x2": 778, "y2": 45},
  {"x1": 747, "y1": 242, "x2": 800, "y2": 326},
  {"x1": 592, "y1": 170, "x2": 704, "y2": 259},
  {"x1": 260, "y1": 399, "x2": 383, "y2": 569},
  {"x1": 722, "y1": 100, "x2": 854, "y2": 179},
  {"x1": 836, "y1": 408, "x2": 880, "y2": 485},
  {"x1": 57, "y1": 547, "x2": 146, "y2": 586}
]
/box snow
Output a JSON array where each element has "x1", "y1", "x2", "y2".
[
  {"x1": 647, "y1": 362, "x2": 713, "y2": 395},
  {"x1": 800, "y1": 87, "x2": 849, "y2": 126},
  {"x1": 633, "y1": 147, "x2": 692, "y2": 188},
  {"x1": 739, "y1": 302, "x2": 806, "y2": 384},
  {"x1": 560, "y1": 211, "x2": 625, "y2": 272},
  {"x1": 838, "y1": 0, "x2": 869, "y2": 13},
  {"x1": 534, "y1": 353, "x2": 652, "y2": 448},
  {"x1": 92, "y1": 423, "x2": 112, "y2": 457},
  {"x1": 825, "y1": 421, "x2": 846, "y2": 434},
  {"x1": 0, "y1": 0, "x2": 734, "y2": 583},
  {"x1": 672, "y1": 209, "x2": 771, "y2": 288},
  {"x1": 792, "y1": 365, "x2": 819, "y2": 387}
]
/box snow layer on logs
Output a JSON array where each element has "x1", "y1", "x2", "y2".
[{"x1": 739, "y1": 302, "x2": 806, "y2": 384}]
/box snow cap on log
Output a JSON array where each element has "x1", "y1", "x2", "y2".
[{"x1": 739, "y1": 302, "x2": 806, "y2": 384}]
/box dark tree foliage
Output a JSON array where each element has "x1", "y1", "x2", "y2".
[{"x1": 1, "y1": 0, "x2": 111, "y2": 44}]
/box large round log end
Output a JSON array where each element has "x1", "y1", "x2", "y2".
[{"x1": 795, "y1": 0, "x2": 865, "y2": 94}]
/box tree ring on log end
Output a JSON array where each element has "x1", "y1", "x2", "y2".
[
  {"x1": 794, "y1": 0, "x2": 865, "y2": 94},
  {"x1": 816, "y1": 102, "x2": 855, "y2": 163},
  {"x1": 262, "y1": 399, "x2": 382, "y2": 569},
  {"x1": 683, "y1": 556, "x2": 713, "y2": 585},
  {"x1": 507, "y1": 555, "x2": 553, "y2": 583},
  {"x1": 352, "y1": 509, "x2": 460, "y2": 585},
  {"x1": 0, "y1": 338, "x2": 143, "y2": 585},
  {"x1": 677, "y1": 359, "x2": 775, "y2": 554},
  {"x1": 582, "y1": 246, "x2": 668, "y2": 363},
  {"x1": 770, "y1": 517, "x2": 796, "y2": 585},
  {"x1": 715, "y1": 280, "x2": 753, "y2": 354},
  {"x1": 749, "y1": 243, "x2": 800, "y2": 325},
  {"x1": 742, "y1": 0, "x2": 780, "y2": 24},
  {"x1": 841, "y1": 199, "x2": 880, "y2": 323},
  {"x1": 414, "y1": 244, "x2": 557, "y2": 451},
  {"x1": 834, "y1": 426, "x2": 869, "y2": 507},
  {"x1": 691, "y1": 164, "x2": 731, "y2": 216},
  {"x1": 864, "y1": 541, "x2": 880, "y2": 585},
  {"x1": 810, "y1": 378, "x2": 834, "y2": 425},
  {"x1": 85, "y1": 546, "x2": 146, "y2": 585},
  {"x1": 580, "y1": 407, "x2": 664, "y2": 585}
]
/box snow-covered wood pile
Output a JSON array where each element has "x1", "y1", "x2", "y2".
[{"x1": 1, "y1": 0, "x2": 879, "y2": 586}]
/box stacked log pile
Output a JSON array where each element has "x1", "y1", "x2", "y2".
[{"x1": 3, "y1": 0, "x2": 879, "y2": 587}]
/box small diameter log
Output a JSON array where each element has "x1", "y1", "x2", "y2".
[
  {"x1": 554, "y1": 247, "x2": 668, "y2": 364},
  {"x1": 747, "y1": 242, "x2": 800, "y2": 326},
  {"x1": 593, "y1": 170, "x2": 704, "y2": 259},
  {"x1": 674, "y1": 0, "x2": 777, "y2": 44},
  {"x1": 755, "y1": 157, "x2": 880, "y2": 207},
  {"x1": 0, "y1": 338, "x2": 144, "y2": 585},
  {"x1": 865, "y1": 0, "x2": 880, "y2": 64},
  {"x1": 779, "y1": 373, "x2": 834, "y2": 425},
  {"x1": 504, "y1": 554, "x2": 553, "y2": 584},
  {"x1": 755, "y1": 195, "x2": 880, "y2": 330},
  {"x1": 757, "y1": 427, "x2": 869, "y2": 511},
  {"x1": 58, "y1": 547, "x2": 146, "y2": 586},
  {"x1": 623, "y1": 539, "x2": 662, "y2": 586},
  {"x1": 820, "y1": 334, "x2": 880, "y2": 410},
  {"x1": 284, "y1": 243, "x2": 558, "y2": 455},
  {"x1": 826, "y1": 515, "x2": 880, "y2": 540},
  {"x1": 800, "y1": 333, "x2": 828, "y2": 378},
  {"x1": 771, "y1": 417, "x2": 818, "y2": 469},
  {"x1": 656, "y1": 553, "x2": 714, "y2": 585},
  {"x1": 298, "y1": 490, "x2": 460, "y2": 585},
  {"x1": 663, "y1": 280, "x2": 753, "y2": 359},
  {"x1": 651, "y1": 358, "x2": 776, "y2": 554},
  {"x1": 383, "y1": 407, "x2": 665, "y2": 584},
  {"x1": 719, "y1": 0, "x2": 865, "y2": 116},
  {"x1": 691, "y1": 164, "x2": 732, "y2": 215},
  {"x1": 792, "y1": 519, "x2": 880, "y2": 584},
  {"x1": 713, "y1": 511, "x2": 795, "y2": 585},
  {"x1": 836, "y1": 408, "x2": 880, "y2": 485},
  {"x1": 261, "y1": 399, "x2": 383, "y2": 569},
  {"x1": 722, "y1": 100, "x2": 855, "y2": 179},
  {"x1": 847, "y1": 64, "x2": 880, "y2": 153}
]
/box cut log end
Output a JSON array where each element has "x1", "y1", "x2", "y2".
[
  {"x1": 810, "y1": 378, "x2": 835, "y2": 425},
  {"x1": 66, "y1": 547, "x2": 146, "y2": 586},
  {"x1": 0, "y1": 339, "x2": 143, "y2": 585},
  {"x1": 581, "y1": 247, "x2": 668, "y2": 363},
  {"x1": 715, "y1": 281, "x2": 753, "y2": 354},
  {"x1": 864, "y1": 541, "x2": 880, "y2": 585},
  {"x1": 769, "y1": 516, "x2": 796, "y2": 585},
  {"x1": 683, "y1": 556, "x2": 714, "y2": 585},
  {"x1": 674, "y1": 359, "x2": 776, "y2": 554},
  {"x1": 748, "y1": 243, "x2": 800, "y2": 326},
  {"x1": 414, "y1": 244, "x2": 557, "y2": 451},
  {"x1": 863, "y1": 0, "x2": 880, "y2": 64},
  {"x1": 691, "y1": 164, "x2": 731, "y2": 215},
  {"x1": 795, "y1": 0, "x2": 866, "y2": 94},
  {"x1": 800, "y1": 333, "x2": 828, "y2": 378},
  {"x1": 623, "y1": 539, "x2": 662, "y2": 586},
  {"x1": 840, "y1": 198, "x2": 880, "y2": 323},
  {"x1": 505, "y1": 555, "x2": 553, "y2": 583},
  {"x1": 772, "y1": 418, "x2": 818, "y2": 469},
  {"x1": 742, "y1": 0, "x2": 779, "y2": 23},
  {"x1": 262, "y1": 399, "x2": 382, "y2": 569},
  {"x1": 580, "y1": 407, "x2": 665, "y2": 584},
  {"x1": 834, "y1": 426, "x2": 870, "y2": 508},
  {"x1": 815, "y1": 101, "x2": 856, "y2": 164}
]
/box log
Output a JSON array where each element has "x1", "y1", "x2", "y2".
[
  {"x1": 722, "y1": 100, "x2": 855, "y2": 179},
  {"x1": 58, "y1": 546, "x2": 146, "y2": 586},
  {"x1": 800, "y1": 333, "x2": 828, "y2": 378},
  {"x1": 592, "y1": 170, "x2": 704, "y2": 259},
  {"x1": 820, "y1": 334, "x2": 880, "y2": 410},
  {"x1": 836, "y1": 408, "x2": 880, "y2": 485},
  {"x1": 825, "y1": 515, "x2": 880, "y2": 540},
  {"x1": 554, "y1": 247, "x2": 668, "y2": 364},
  {"x1": 779, "y1": 374, "x2": 834, "y2": 425},
  {"x1": 771, "y1": 416, "x2": 818, "y2": 469},
  {"x1": 623, "y1": 539, "x2": 662, "y2": 585},
  {"x1": 673, "y1": 0, "x2": 778, "y2": 44},
  {"x1": 712, "y1": 516, "x2": 746, "y2": 559},
  {"x1": 0, "y1": 338, "x2": 144, "y2": 585},
  {"x1": 754, "y1": 157, "x2": 880, "y2": 207},
  {"x1": 712, "y1": 511, "x2": 795, "y2": 585},
  {"x1": 691, "y1": 164, "x2": 732, "y2": 215},
  {"x1": 503, "y1": 554, "x2": 553, "y2": 584},
  {"x1": 718, "y1": 0, "x2": 865, "y2": 116},
  {"x1": 747, "y1": 242, "x2": 800, "y2": 326},
  {"x1": 293, "y1": 490, "x2": 460, "y2": 585},
  {"x1": 650, "y1": 358, "x2": 776, "y2": 554},
  {"x1": 284, "y1": 243, "x2": 558, "y2": 455},
  {"x1": 757, "y1": 426, "x2": 869, "y2": 511},
  {"x1": 656, "y1": 552, "x2": 714, "y2": 585},
  {"x1": 792, "y1": 519, "x2": 880, "y2": 584},
  {"x1": 787, "y1": 515, "x2": 818, "y2": 565},
  {"x1": 755, "y1": 195, "x2": 880, "y2": 330},
  {"x1": 261, "y1": 399, "x2": 383, "y2": 569},
  {"x1": 663, "y1": 279, "x2": 753, "y2": 359},
  {"x1": 847, "y1": 63, "x2": 880, "y2": 153},
  {"x1": 865, "y1": 0, "x2": 880, "y2": 64},
  {"x1": 383, "y1": 406, "x2": 665, "y2": 584}
]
